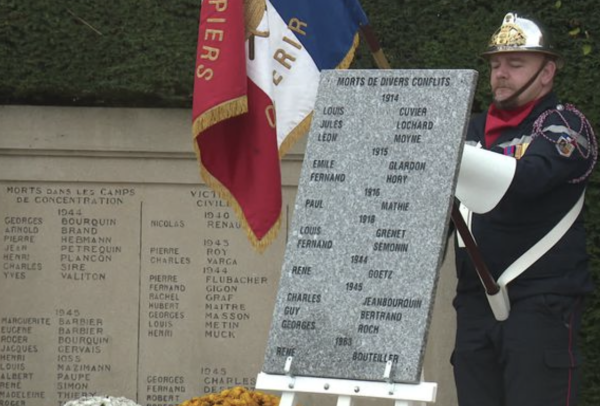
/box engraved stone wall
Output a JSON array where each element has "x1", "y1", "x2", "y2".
[{"x1": 0, "y1": 104, "x2": 459, "y2": 406}]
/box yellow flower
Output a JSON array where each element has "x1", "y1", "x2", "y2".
[{"x1": 178, "y1": 386, "x2": 282, "y2": 406}]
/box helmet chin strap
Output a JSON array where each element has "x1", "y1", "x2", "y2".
[{"x1": 493, "y1": 58, "x2": 548, "y2": 110}]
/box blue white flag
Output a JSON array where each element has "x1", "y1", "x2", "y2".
[
  {"x1": 193, "y1": 0, "x2": 368, "y2": 251},
  {"x1": 251, "y1": 0, "x2": 369, "y2": 156}
]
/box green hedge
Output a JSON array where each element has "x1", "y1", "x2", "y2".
[
  {"x1": 0, "y1": 0, "x2": 199, "y2": 106},
  {"x1": 354, "y1": 3, "x2": 600, "y2": 403},
  {"x1": 1, "y1": 1, "x2": 599, "y2": 404}
]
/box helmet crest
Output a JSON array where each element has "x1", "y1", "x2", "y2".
[{"x1": 482, "y1": 12, "x2": 563, "y2": 68}]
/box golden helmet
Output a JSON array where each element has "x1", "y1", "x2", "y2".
[{"x1": 482, "y1": 12, "x2": 563, "y2": 67}]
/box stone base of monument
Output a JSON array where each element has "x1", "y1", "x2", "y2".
[{"x1": 256, "y1": 370, "x2": 436, "y2": 406}]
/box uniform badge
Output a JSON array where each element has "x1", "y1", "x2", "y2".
[
  {"x1": 502, "y1": 143, "x2": 530, "y2": 159},
  {"x1": 515, "y1": 143, "x2": 530, "y2": 159},
  {"x1": 556, "y1": 134, "x2": 575, "y2": 157},
  {"x1": 503, "y1": 145, "x2": 516, "y2": 157}
]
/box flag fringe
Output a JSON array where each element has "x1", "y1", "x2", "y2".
[
  {"x1": 192, "y1": 96, "x2": 248, "y2": 138},
  {"x1": 279, "y1": 111, "x2": 313, "y2": 159},
  {"x1": 193, "y1": 142, "x2": 281, "y2": 254},
  {"x1": 278, "y1": 32, "x2": 360, "y2": 159},
  {"x1": 191, "y1": 33, "x2": 361, "y2": 251},
  {"x1": 337, "y1": 32, "x2": 361, "y2": 70}
]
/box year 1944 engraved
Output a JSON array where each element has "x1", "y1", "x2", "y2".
[
  {"x1": 58, "y1": 208, "x2": 82, "y2": 216},
  {"x1": 351, "y1": 255, "x2": 368, "y2": 264}
]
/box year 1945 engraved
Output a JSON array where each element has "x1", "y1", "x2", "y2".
[
  {"x1": 346, "y1": 282, "x2": 363, "y2": 291},
  {"x1": 56, "y1": 308, "x2": 80, "y2": 317}
]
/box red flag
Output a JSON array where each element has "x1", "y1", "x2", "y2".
[
  {"x1": 193, "y1": 1, "x2": 366, "y2": 252},
  {"x1": 193, "y1": 1, "x2": 281, "y2": 252}
]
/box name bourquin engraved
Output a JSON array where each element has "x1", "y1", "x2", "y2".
[{"x1": 0, "y1": 181, "x2": 286, "y2": 405}]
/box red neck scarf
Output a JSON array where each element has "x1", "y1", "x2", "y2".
[{"x1": 484, "y1": 99, "x2": 539, "y2": 148}]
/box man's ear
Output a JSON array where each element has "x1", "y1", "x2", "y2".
[{"x1": 540, "y1": 59, "x2": 557, "y2": 86}]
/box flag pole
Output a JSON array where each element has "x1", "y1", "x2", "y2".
[
  {"x1": 358, "y1": 25, "x2": 499, "y2": 295},
  {"x1": 359, "y1": 24, "x2": 391, "y2": 69},
  {"x1": 450, "y1": 204, "x2": 500, "y2": 295}
]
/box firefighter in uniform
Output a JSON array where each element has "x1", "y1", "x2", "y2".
[{"x1": 452, "y1": 12, "x2": 598, "y2": 406}]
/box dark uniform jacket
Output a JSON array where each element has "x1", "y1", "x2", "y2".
[{"x1": 455, "y1": 92, "x2": 596, "y2": 301}]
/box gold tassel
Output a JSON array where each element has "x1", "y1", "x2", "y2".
[
  {"x1": 191, "y1": 33, "x2": 362, "y2": 251},
  {"x1": 193, "y1": 142, "x2": 281, "y2": 254},
  {"x1": 278, "y1": 112, "x2": 313, "y2": 159},
  {"x1": 192, "y1": 96, "x2": 248, "y2": 138},
  {"x1": 278, "y1": 33, "x2": 361, "y2": 159},
  {"x1": 336, "y1": 33, "x2": 361, "y2": 70}
]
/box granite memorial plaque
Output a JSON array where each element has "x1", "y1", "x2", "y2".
[{"x1": 262, "y1": 69, "x2": 477, "y2": 383}]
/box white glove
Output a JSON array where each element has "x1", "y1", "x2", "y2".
[{"x1": 456, "y1": 144, "x2": 517, "y2": 213}]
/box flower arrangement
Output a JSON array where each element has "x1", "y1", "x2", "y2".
[{"x1": 179, "y1": 386, "x2": 280, "y2": 406}]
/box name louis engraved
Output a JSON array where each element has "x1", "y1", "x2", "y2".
[{"x1": 264, "y1": 69, "x2": 476, "y2": 382}]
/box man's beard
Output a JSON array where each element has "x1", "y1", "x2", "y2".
[
  {"x1": 492, "y1": 84, "x2": 520, "y2": 110},
  {"x1": 493, "y1": 93, "x2": 520, "y2": 110}
]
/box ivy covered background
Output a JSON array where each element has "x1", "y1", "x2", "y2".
[{"x1": 1, "y1": 0, "x2": 599, "y2": 404}]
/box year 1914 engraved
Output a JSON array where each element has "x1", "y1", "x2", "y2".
[{"x1": 382, "y1": 94, "x2": 399, "y2": 103}]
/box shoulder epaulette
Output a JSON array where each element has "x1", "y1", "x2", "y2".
[{"x1": 532, "y1": 104, "x2": 598, "y2": 183}]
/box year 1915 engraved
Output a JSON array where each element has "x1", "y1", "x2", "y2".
[{"x1": 372, "y1": 147, "x2": 388, "y2": 156}]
